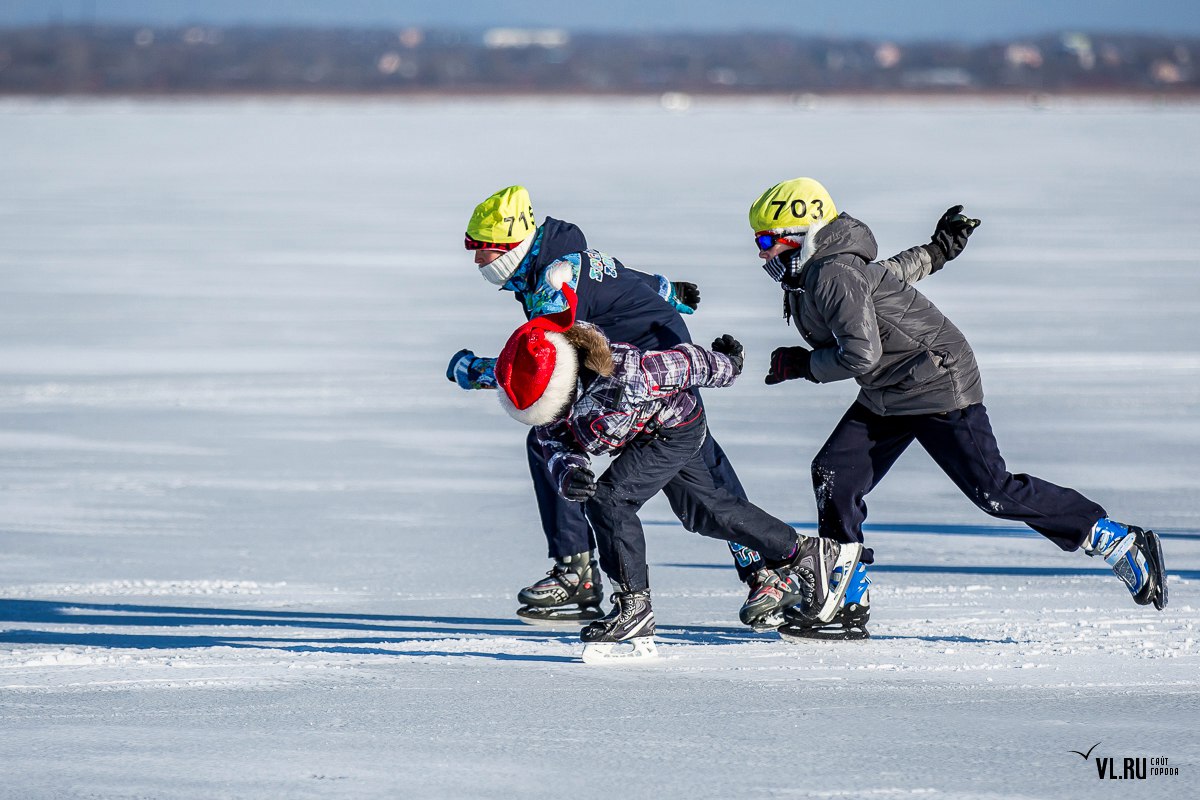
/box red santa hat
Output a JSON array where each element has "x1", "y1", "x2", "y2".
[{"x1": 495, "y1": 285, "x2": 580, "y2": 426}]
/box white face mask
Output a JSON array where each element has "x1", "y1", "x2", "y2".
[{"x1": 478, "y1": 234, "x2": 535, "y2": 287}]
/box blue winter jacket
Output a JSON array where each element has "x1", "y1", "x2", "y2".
[{"x1": 460, "y1": 217, "x2": 693, "y2": 388}]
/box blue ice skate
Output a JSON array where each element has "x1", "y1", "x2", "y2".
[
  {"x1": 1085, "y1": 518, "x2": 1167, "y2": 610},
  {"x1": 741, "y1": 538, "x2": 861, "y2": 632},
  {"x1": 780, "y1": 561, "x2": 871, "y2": 641}
]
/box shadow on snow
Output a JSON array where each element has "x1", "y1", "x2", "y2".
[
  {"x1": 660, "y1": 562, "x2": 1200, "y2": 580},
  {"x1": 646, "y1": 520, "x2": 1200, "y2": 542},
  {"x1": 0, "y1": 595, "x2": 1022, "y2": 658},
  {"x1": 0, "y1": 600, "x2": 783, "y2": 659},
  {"x1": 0, "y1": 599, "x2": 585, "y2": 663},
  {"x1": 14, "y1": 518, "x2": 1190, "y2": 659}
]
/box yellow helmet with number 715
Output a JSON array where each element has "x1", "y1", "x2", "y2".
[
  {"x1": 466, "y1": 185, "x2": 537, "y2": 248},
  {"x1": 748, "y1": 177, "x2": 838, "y2": 234}
]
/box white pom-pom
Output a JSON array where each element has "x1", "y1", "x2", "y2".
[{"x1": 547, "y1": 262, "x2": 573, "y2": 290}]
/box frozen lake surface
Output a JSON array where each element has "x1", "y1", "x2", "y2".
[{"x1": 1, "y1": 97, "x2": 1198, "y2": 799}]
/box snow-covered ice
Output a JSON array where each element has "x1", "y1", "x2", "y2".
[{"x1": 1, "y1": 97, "x2": 1198, "y2": 799}]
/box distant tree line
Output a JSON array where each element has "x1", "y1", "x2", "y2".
[{"x1": 0, "y1": 25, "x2": 1196, "y2": 95}]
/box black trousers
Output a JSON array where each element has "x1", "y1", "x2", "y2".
[
  {"x1": 584, "y1": 415, "x2": 798, "y2": 593},
  {"x1": 527, "y1": 410, "x2": 763, "y2": 580},
  {"x1": 812, "y1": 402, "x2": 1107, "y2": 564}
]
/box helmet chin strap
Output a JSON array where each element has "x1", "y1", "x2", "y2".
[{"x1": 479, "y1": 234, "x2": 535, "y2": 286}]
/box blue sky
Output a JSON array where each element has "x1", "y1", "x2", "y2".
[{"x1": 2, "y1": 0, "x2": 1198, "y2": 42}]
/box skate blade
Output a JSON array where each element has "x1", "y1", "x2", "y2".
[
  {"x1": 581, "y1": 637, "x2": 658, "y2": 664},
  {"x1": 813, "y1": 543, "x2": 863, "y2": 624},
  {"x1": 748, "y1": 610, "x2": 785, "y2": 633},
  {"x1": 778, "y1": 625, "x2": 870, "y2": 643},
  {"x1": 517, "y1": 605, "x2": 605, "y2": 627},
  {"x1": 1145, "y1": 530, "x2": 1168, "y2": 611}
]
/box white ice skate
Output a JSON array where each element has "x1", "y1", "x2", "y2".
[
  {"x1": 578, "y1": 589, "x2": 658, "y2": 664},
  {"x1": 808, "y1": 541, "x2": 864, "y2": 624},
  {"x1": 581, "y1": 636, "x2": 658, "y2": 664}
]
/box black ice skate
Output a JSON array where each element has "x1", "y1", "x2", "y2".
[
  {"x1": 580, "y1": 589, "x2": 657, "y2": 663},
  {"x1": 739, "y1": 537, "x2": 819, "y2": 630},
  {"x1": 780, "y1": 562, "x2": 871, "y2": 642},
  {"x1": 516, "y1": 552, "x2": 605, "y2": 625},
  {"x1": 741, "y1": 571, "x2": 786, "y2": 632},
  {"x1": 740, "y1": 537, "x2": 863, "y2": 631}
]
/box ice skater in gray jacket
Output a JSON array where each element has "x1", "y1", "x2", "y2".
[{"x1": 748, "y1": 177, "x2": 1167, "y2": 640}]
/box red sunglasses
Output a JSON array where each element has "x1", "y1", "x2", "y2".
[{"x1": 464, "y1": 234, "x2": 522, "y2": 252}]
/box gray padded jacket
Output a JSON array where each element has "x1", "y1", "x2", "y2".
[{"x1": 783, "y1": 213, "x2": 984, "y2": 415}]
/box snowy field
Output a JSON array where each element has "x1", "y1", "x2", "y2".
[{"x1": 1, "y1": 97, "x2": 1198, "y2": 799}]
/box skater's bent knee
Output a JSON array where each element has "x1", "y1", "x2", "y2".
[
  {"x1": 811, "y1": 458, "x2": 851, "y2": 497},
  {"x1": 584, "y1": 488, "x2": 620, "y2": 515},
  {"x1": 585, "y1": 484, "x2": 640, "y2": 516},
  {"x1": 811, "y1": 456, "x2": 836, "y2": 481}
]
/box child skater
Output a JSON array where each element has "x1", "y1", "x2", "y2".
[{"x1": 492, "y1": 285, "x2": 861, "y2": 662}]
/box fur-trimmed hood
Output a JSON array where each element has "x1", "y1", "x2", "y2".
[{"x1": 762, "y1": 214, "x2": 880, "y2": 286}]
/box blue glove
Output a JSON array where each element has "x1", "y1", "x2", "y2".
[{"x1": 446, "y1": 349, "x2": 476, "y2": 390}]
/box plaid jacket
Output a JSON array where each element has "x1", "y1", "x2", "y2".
[{"x1": 536, "y1": 341, "x2": 739, "y2": 492}]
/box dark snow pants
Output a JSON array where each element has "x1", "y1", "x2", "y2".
[
  {"x1": 812, "y1": 402, "x2": 1107, "y2": 564},
  {"x1": 583, "y1": 415, "x2": 797, "y2": 593},
  {"x1": 527, "y1": 409, "x2": 763, "y2": 580}
]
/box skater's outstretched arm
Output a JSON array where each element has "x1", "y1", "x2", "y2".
[
  {"x1": 876, "y1": 205, "x2": 980, "y2": 283},
  {"x1": 631, "y1": 341, "x2": 740, "y2": 401},
  {"x1": 447, "y1": 259, "x2": 580, "y2": 390},
  {"x1": 873, "y1": 245, "x2": 938, "y2": 284},
  {"x1": 445, "y1": 349, "x2": 498, "y2": 390}
]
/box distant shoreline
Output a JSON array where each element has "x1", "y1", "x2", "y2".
[
  {"x1": 2, "y1": 89, "x2": 1198, "y2": 103},
  {"x1": 5, "y1": 27, "x2": 1194, "y2": 97}
]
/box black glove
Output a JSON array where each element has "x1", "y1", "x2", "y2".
[
  {"x1": 559, "y1": 467, "x2": 597, "y2": 502},
  {"x1": 765, "y1": 346, "x2": 813, "y2": 385},
  {"x1": 710, "y1": 334, "x2": 744, "y2": 374},
  {"x1": 670, "y1": 281, "x2": 701, "y2": 312},
  {"x1": 928, "y1": 205, "x2": 981, "y2": 266}
]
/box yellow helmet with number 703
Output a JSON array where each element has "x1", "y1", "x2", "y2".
[{"x1": 748, "y1": 177, "x2": 838, "y2": 234}]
